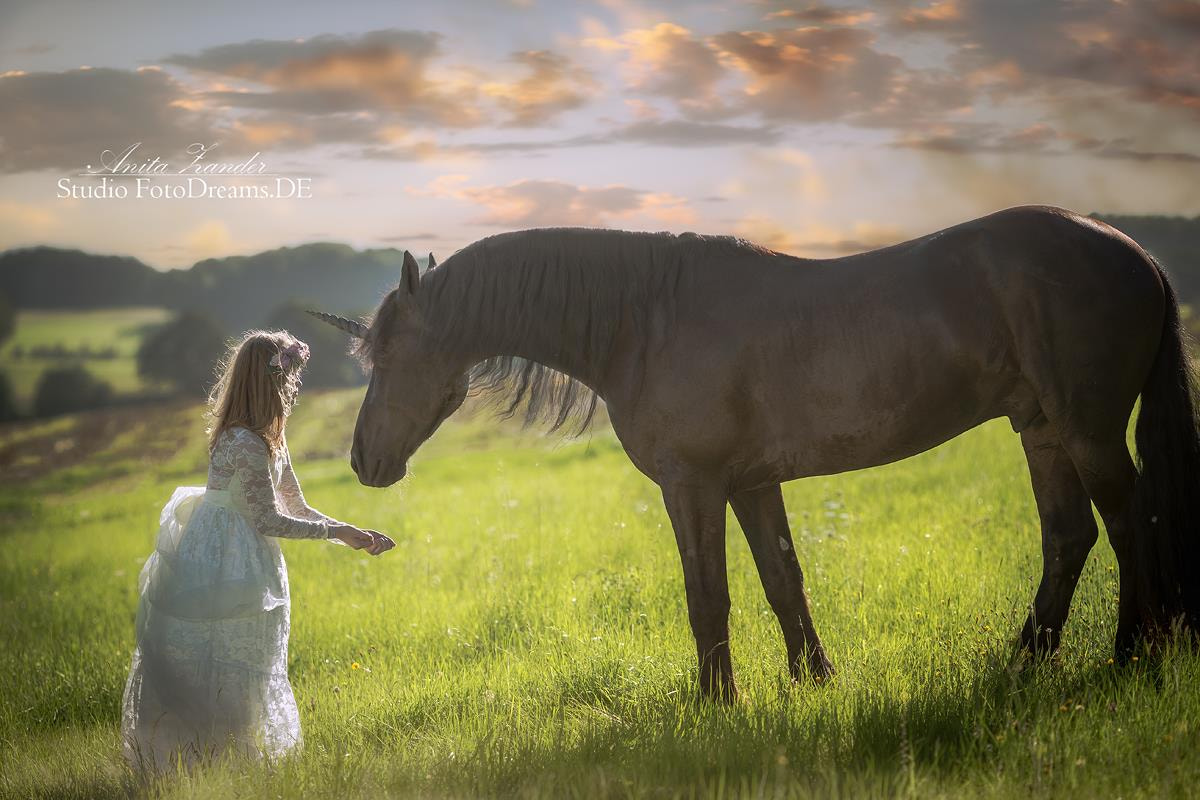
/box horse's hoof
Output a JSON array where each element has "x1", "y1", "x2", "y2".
[
  {"x1": 1016, "y1": 623, "x2": 1061, "y2": 661},
  {"x1": 792, "y1": 653, "x2": 834, "y2": 685},
  {"x1": 697, "y1": 683, "x2": 739, "y2": 704},
  {"x1": 1113, "y1": 640, "x2": 1140, "y2": 666}
]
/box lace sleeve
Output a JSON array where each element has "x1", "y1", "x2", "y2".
[
  {"x1": 278, "y1": 440, "x2": 341, "y2": 525},
  {"x1": 230, "y1": 430, "x2": 332, "y2": 540}
]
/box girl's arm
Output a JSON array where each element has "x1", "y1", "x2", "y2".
[
  {"x1": 231, "y1": 429, "x2": 356, "y2": 541},
  {"x1": 278, "y1": 438, "x2": 342, "y2": 526}
]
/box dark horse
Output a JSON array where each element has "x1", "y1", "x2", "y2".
[{"x1": 312, "y1": 205, "x2": 1199, "y2": 699}]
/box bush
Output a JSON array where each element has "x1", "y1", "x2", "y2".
[
  {"x1": 33, "y1": 365, "x2": 112, "y2": 417},
  {"x1": 266, "y1": 301, "x2": 365, "y2": 388},
  {"x1": 137, "y1": 311, "x2": 227, "y2": 396},
  {"x1": 0, "y1": 371, "x2": 17, "y2": 422}
]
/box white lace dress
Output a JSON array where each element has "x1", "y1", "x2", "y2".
[{"x1": 121, "y1": 426, "x2": 342, "y2": 770}]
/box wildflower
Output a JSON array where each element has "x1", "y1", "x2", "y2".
[{"x1": 351, "y1": 662, "x2": 361, "y2": 670}]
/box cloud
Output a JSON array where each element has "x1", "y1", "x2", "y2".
[
  {"x1": 481, "y1": 50, "x2": 597, "y2": 126},
  {"x1": 361, "y1": 118, "x2": 780, "y2": 160},
  {"x1": 895, "y1": 121, "x2": 1200, "y2": 163},
  {"x1": 762, "y1": 2, "x2": 877, "y2": 26},
  {"x1": 0, "y1": 66, "x2": 227, "y2": 173},
  {"x1": 587, "y1": 20, "x2": 969, "y2": 125},
  {"x1": 893, "y1": 122, "x2": 1058, "y2": 155},
  {"x1": 170, "y1": 30, "x2": 598, "y2": 129},
  {"x1": 713, "y1": 27, "x2": 904, "y2": 121},
  {"x1": 459, "y1": 180, "x2": 645, "y2": 227},
  {"x1": 0, "y1": 29, "x2": 608, "y2": 174},
  {"x1": 167, "y1": 30, "x2": 484, "y2": 127},
  {"x1": 0, "y1": 43, "x2": 55, "y2": 57},
  {"x1": 889, "y1": 0, "x2": 962, "y2": 32},
  {"x1": 580, "y1": 2, "x2": 1196, "y2": 163},
  {"x1": 584, "y1": 22, "x2": 732, "y2": 119},
  {"x1": 890, "y1": 0, "x2": 1200, "y2": 117},
  {"x1": 600, "y1": 119, "x2": 780, "y2": 146},
  {"x1": 227, "y1": 112, "x2": 386, "y2": 149},
  {"x1": 413, "y1": 176, "x2": 695, "y2": 228}
]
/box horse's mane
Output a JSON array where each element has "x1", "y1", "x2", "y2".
[{"x1": 361, "y1": 228, "x2": 775, "y2": 433}]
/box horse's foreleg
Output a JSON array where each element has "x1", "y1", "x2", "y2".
[
  {"x1": 730, "y1": 484, "x2": 834, "y2": 682},
  {"x1": 660, "y1": 476, "x2": 736, "y2": 701},
  {"x1": 1017, "y1": 419, "x2": 1099, "y2": 657}
]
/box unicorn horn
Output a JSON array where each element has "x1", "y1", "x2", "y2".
[{"x1": 306, "y1": 309, "x2": 368, "y2": 339}]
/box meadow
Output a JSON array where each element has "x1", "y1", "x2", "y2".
[
  {"x1": 0, "y1": 307, "x2": 172, "y2": 410},
  {"x1": 0, "y1": 387, "x2": 1196, "y2": 799}
]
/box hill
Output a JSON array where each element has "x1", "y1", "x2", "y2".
[
  {"x1": 0, "y1": 213, "x2": 1197, "y2": 340},
  {"x1": 0, "y1": 243, "x2": 412, "y2": 330}
]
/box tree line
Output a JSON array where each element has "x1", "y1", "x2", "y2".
[{"x1": 1, "y1": 214, "x2": 1198, "y2": 421}]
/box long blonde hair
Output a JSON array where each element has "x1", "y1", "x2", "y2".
[{"x1": 207, "y1": 330, "x2": 310, "y2": 456}]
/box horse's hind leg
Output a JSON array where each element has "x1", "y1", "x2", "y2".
[
  {"x1": 1055, "y1": 432, "x2": 1141, "y2": 660},
  {"x1": 1017, "y1": 417, "x2": 1099, "y2": 656},
  {"x1": 730, "y1": 484, "x2": 834, "y2": 681}
]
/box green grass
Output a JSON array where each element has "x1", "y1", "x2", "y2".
[
  {"x1": 0, "y1": 307, "x2": 171, "y2": 408},
  {"x1": 0, "y1": 388, "x2": 1196, "y2": 799}
]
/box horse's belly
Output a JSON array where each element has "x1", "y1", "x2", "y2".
[{"x1": 735, "y1": 362, "x2": 1018, "y2": 489}]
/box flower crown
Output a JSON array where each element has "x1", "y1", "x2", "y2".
[{"x1": 269, "y1": 340, "x2": 309, "y2": 374}]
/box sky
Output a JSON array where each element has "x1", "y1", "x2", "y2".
[{"x1": 0, "y1": 0, "x2": 1198, "y2": 269}]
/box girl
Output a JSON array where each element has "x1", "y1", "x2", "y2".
[{"x1": 121, "y1": 330, "x2": 393, "y2": 771}]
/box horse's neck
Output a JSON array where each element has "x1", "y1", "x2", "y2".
[{"x1": 425, "y1": 238, "x2": 626, "y2": 388}]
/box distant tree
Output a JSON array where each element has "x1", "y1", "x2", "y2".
[
  {"x1": 0, "y1": 371, "x2": 17, "y2": 422},
  {"x1": 266, "y1": 301, "x2": 366, "y2": 388},
  {"x1": 33, "y1": 365, "x2": 112, "y2": 417},
  {"x1": 137, "y1": 311, "x2": 227, "y2": 396},
  {"x1": 0, "y1": 293, "x2": 14, "y2": 347}
]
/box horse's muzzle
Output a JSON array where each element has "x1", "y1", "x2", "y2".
[{"x1": 351, "y1": 445, "x2": 407, "y2": 487}]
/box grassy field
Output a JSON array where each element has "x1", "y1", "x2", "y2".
[
  {"x1": 0, "y1": 307, "x2": 172, "y2": 410},
  {"x1": 0, "y1": 388, "x2": 1196, "y2": 799}
]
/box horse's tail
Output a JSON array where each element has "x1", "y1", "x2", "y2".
[{"x1": 1130, "y1": 256, "x2": 1200, "y2": 642}]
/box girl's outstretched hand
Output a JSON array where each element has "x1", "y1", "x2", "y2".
[
  {"x1": 365, "y1": 530, "x2": 395, "y2": 556},
  {"x1": 333, "y1": 524, "x2": 392, "y2": 555}
]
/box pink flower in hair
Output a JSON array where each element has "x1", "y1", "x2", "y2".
[{"x1": 269, "y1": 340, "x2": 309, "y2": 372}]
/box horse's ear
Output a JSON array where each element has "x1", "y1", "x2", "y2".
[
  {"x1": 401, "y1": 250, "x2": 420, "y2": 295},
  {"x1": 428, "y1": 252, "x2": 437, "y2": 269}
]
